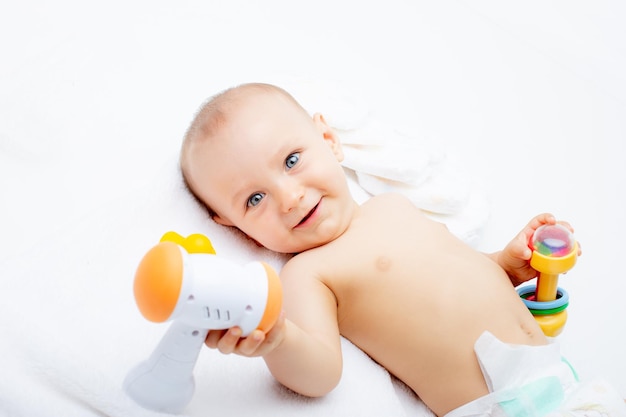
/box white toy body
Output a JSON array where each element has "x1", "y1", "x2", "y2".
[
  {"x1": 174, "y1": 254, "x2": 272, "y2": 335},
  {"x1": 123, "y1": 233, "x2": 282, "y2": 413}
]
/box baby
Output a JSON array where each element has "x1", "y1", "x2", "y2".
[{"x1": 179, "y1": 83, "x2": 625, "y2": 416}]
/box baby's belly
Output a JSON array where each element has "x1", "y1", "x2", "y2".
[
  {"x1": 341, "y1": 305, "x2": 543, "y2": 415},
  {"x1": 336, "y1": 256, "x2": 546, "y2": 415}
]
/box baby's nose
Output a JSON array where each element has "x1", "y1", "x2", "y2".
[{"x1": 278, "y1": 180, "x2": 304, "y2": 212}]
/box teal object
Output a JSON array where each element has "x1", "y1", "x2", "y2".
[{"x1": 499, "y1": 376, "x2": 564, "y2": 416}]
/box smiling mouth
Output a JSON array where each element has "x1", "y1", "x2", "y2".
[{"x1": 297, "y1": 202, "x2": 319, "y2": 227}]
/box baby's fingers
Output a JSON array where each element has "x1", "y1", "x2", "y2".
[
  {"x1": 236, "y1": 330, "x2": 266, "y2": 356},
  {"x1": 205, "y1": 329, "x2": 228, "y2": 349},
  {"x1": 514, "y1": 231, "x2": 533, "y2": 260},
  {"x1": 556, "y1": 220, "x2": 575, "y2": 234},
  {"x1": 214, "y1": 327, "x2": 243, "y2": 354},
  {"x1": 529, "y1": 213, "x2": 556, "y2": 229}
]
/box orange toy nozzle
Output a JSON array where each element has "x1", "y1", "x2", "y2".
[
  {"x1": 134, "y1": 241, "x2": 184, "y2": 322},
  {"x1": 256, "y1": 263, "x2": 283, "y2": 333}
]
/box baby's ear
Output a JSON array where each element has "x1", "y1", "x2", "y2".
[{"x1": 313, "y1": 113, "x2": 344, "y2": 162}]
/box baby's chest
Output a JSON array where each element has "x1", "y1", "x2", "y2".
[
  {"x1": 326, "y1": 241, "x2": 431, "y2": 309},
  {"x1": 330, "y1": 251, "x2": 435, "y2": 341},
  {"x1": 334, "y1": 224, "x2": 430, "y2": 280}
]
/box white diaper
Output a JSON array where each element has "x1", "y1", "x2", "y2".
[{"x1": 445, "y1": 332, "x2": 626, "y2": 417}]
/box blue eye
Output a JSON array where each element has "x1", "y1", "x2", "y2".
[
  {"x1": 247, "y1": 192, "x2": 265, "y2": 208},
  {"x1": 285, "y1": 152, "x2": 300, "y2": 169}
]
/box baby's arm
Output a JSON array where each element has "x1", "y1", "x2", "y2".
[
  {"x1": 205, "y1": 257, "x2": 343, "y2": 397},
  {"x1": 262, "y1": 260, "x2": 343, "y2": 397},
  {"x1": 488, "y1": 213, "x2": 579, "y2": 287}
]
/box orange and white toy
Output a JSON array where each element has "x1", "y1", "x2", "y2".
[{"x1": 123, "y1": 232, "x2": 283, "y2": 413}]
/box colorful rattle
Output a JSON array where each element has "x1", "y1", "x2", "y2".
[
  {"x1": 123, "y1": 232, "x2": 283, "y2": 413},
  {"x1": 517, "y1": 224, "x2": 578, "y2": 337}
]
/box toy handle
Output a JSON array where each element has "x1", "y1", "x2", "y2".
[
  {"x1": 123, "y1": 320, "x2": 208, "y2": 413},
  {"x1": 535, "y1": 273, "x2": 560, "y2": 302}
]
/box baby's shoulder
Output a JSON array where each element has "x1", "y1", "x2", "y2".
[
  {"x1": 281, "y1": 237, "x2": 351, "y2": 282},
  {"x1": 281, "y1": 247, "x2": 326, "y2": 276},
  {"x1": 363, "y1": 192, "x2": 421, "y2": 213}
]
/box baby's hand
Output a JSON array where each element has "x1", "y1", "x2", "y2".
[
  {"x1": 205, "y1": 312, "x2": 286, "y2": 358},
  {"x1": 498, "y1": 213, "x2": 579, "y2": 286}
]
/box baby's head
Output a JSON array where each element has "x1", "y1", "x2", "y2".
[{"x1": 180, "y1": 83, "x2": 357, "y2": 254}]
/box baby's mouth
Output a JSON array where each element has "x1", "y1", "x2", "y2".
[{"x1": 297, "y1": 203, "x2": 319, "y2": 227}]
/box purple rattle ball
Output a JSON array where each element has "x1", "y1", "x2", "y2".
[{"x1": 531, "y1": 224, "x2": 575, "y2": 257}]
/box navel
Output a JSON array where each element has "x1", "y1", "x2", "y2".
[
  {"x1": 519, "y1": 320, "x2": 545, "y2": 344},
  {"x1": 375, "y1": 256, "x2": 392, "y2": 272}
]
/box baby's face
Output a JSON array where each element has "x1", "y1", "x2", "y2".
[{"x1": 186, "y1": 93, "x2": 356, "y2": 253}]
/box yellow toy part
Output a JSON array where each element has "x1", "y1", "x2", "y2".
[
  {"x1": 533, "y1": 309, "x2": 568, "y2": 337},
  {"x1": 529, "y1": 224, "x2": 578, "y2": 303},
  {"x1": 517, "y1": 284, "x2": 570, "y2": 338},
  {"x1": 160, "y1": 231, "x2": 216, "y2": 254},
  {"x1": 530, "y1": 242, "x2": 578, "y2": 302}
]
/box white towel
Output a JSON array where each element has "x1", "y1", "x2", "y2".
[{"x1": 277, "y1": 77, "x2": 490, "y2": 246}]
